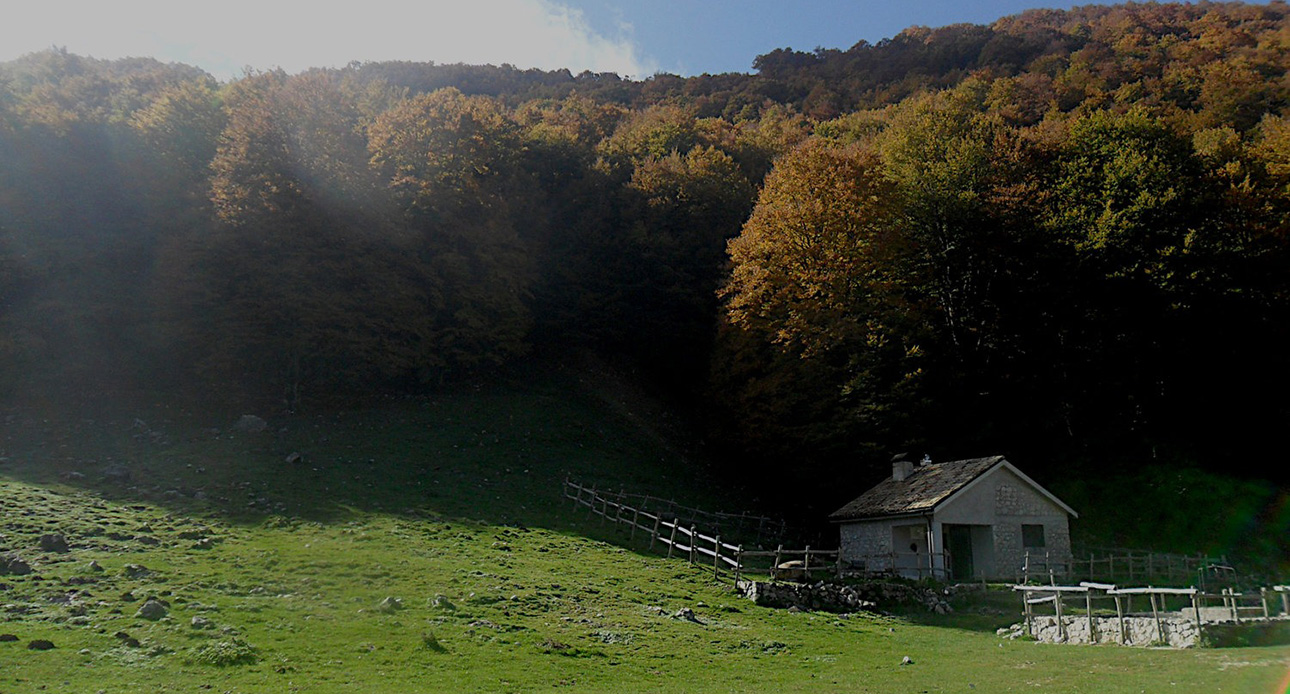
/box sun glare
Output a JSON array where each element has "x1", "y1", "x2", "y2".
[{"x1": 0, "y1": 0, "x2": 655, "y2": 78}]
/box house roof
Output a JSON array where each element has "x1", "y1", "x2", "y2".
[{"x1": 829, "y1": 455, "x2": 1075, "y2": 521}]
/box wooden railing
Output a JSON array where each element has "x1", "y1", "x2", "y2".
[
  {"x1": 1021, "y1": 548, "x2": 1234, "y2": 587},
  {"x1": 1014, "y1": 582, "x2": 1290, "y2": 643},
  {"x1": 563, "y1": 479, "x2": 788, "y2": 545},
  {"x1": 564, "y1": 478, "x2": 748, "y2": 581}
]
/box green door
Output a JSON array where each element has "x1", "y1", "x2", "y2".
[{"x1": 946, "y1": 525, "x2": 974, "y2": 580}]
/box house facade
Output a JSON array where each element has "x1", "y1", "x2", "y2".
[{"x1": 829, "y1": 455, "x2": 1076, "y2": 581}]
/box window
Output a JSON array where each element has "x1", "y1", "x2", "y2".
[{"x1": 1022, "y1": 524, "x2": 1046, "y2": 548}]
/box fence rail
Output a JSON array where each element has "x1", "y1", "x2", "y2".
[
  {"x1": 1022, "y1": 548, "x2": 1233, "y2": 587},
  {"x1": 565, "y1": 478, "x2": 748, "y2": 581},
  {"x1": 563, "y1": 478, "x2": 788, "y2": 547},
  {"x1": 1013, "y1": 582, "x2": 1289, "y2": 644},
  {"x1": 565, "y1": 479, "x2": 956, "y2": 583}
]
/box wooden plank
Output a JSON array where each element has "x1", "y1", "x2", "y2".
[
  {"x1": 1109, "y1": 587, "x2": 1197, "y2": 596},
  {"x1": 1013, "y1": 585, "x2": 1091, "y2": 593}
]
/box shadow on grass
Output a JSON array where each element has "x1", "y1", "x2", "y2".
[{"x1": 0, "y1": 370, "x2": 742, "y2": 541}]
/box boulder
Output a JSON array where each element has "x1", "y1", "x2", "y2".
[
  {"x1": 233, "y1": 415, "x2": 268, "y2": 433},
  {"x1": 123, "y1": 564, "x2": 151, "y2": 579},
  {"x1": 135, "y1": 599, "x2": 168, "y2": 621},
  {"x1": 377, "y1": 597, "x2": 403, "y2": 613},
  {"x1": 39, "y1": 534, "x2": 69, "y2": 553},
  {"x1": 0, "y1": 554, "x2": 32, "y2": 576}
]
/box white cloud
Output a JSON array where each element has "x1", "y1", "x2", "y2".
[{"x1": 0, "y1": 0, "x2": 657, "y2": 79}]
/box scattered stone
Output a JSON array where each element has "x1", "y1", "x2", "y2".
[
  {"x1": 27, "y1": 639, "x2": 55, "y2": 651},
  {"x1": 136, "y1": 599, "x2": 168, "y2": 621},
  {"x1": 87, "y1": 561, "x2": 103, "y2": 573},
  {"x1": 377, "y1": 597, "x2": 403, "y2": 613},
  {"x1": 284, "y1": 452, "x2": 303, "y2": 464},
  {"x1": 901, "y1": 656, "x2": 914, "y2": 666},
  {"x1": 233, "y1": 415, "x2": 268, "y2": 433},
  {"x1": 192, "y1": 538, "x2": 214, "y2": 550},
  {"x1": 100, "y1": 464, "x2": 131, "y2": 484},
  {"x1": 123, "y1": 564, "x2": 151, "y2": 579},
  {"x1": 191, "y1": 616, "x2": 213, "y2": 629},
  {"x1": 0, "y1": 634, "x2": 17, "y2": 642},
  {"x1": 0, "y1": 554, "x2": 32, "y2": 576},
  {"x1": 431, "y1": 595, "x2": 456, "y2": 611},
  {"x1": 672, "y1": 607, "x2": 704, "y2": 624},
  {"x1": 59, "y1": 471, "x2": 86, "y2": 481}
]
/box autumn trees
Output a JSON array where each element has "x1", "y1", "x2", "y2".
[
  {"x1": 717, "y1": 84, "x2": 1290, "y2": 487},
  {"x1": 0, "y1": 0, "x2": 1287, "y2": 484}
]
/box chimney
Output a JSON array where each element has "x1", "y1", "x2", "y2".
[{"x1": 892, "y1": 453, "x2": 915, "y2": 482}]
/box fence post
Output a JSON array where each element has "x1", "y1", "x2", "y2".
[
  {"x1": 772, "y1": 544, "x2": 783, "y2": 581},
  {"x1": 836, "y1": 551, "x2": 844, "y2": 579},
  {"x1": 734, "y1": 546, "x2": 743, "y2": 584},
  {"x1": 1150, "y1": 592, "x2": 1163, "y2": 644},
  {"x1": 1115, "y1": 593, "x2": 1126, "y2": 644},
  {"x1": 1191, "y1": 588, "x2": 1202, "y2": 637},
  {"x1": 1055, "y1": 592, "x2": 1065, "y2": 641},
  {"x1": 630, "y1": 507, "x2": 639, "y2": 541},
  {"x1": 588, "y1": 484, "x2": 598, "y2": 519},
  {"x1": 1261, "y1": 588, "x2": 1270, "y2": 620},
  {"x1": 1282, "y1": 588, "x2": 1289, "y2": 617},
  {"x1": 650, "y1": 515, "x2": 661, "y2": 551},
  {"x1": 689, "y1": 525, "x2": 697, "y2": 564},
  {"x1": 1086, "y1": 590, "x2": 1095, "y2": 643},
  {"x1": 714, "y1": 535, "x2": 721, "y2": 580},
  {"x1": 1023, "y1": 589, "x2": 1033, "y2": 637},
  {"x1": 667, "y1": 521, "x2": 678, "y2": 559}
]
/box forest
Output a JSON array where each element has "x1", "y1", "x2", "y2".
[{"x1": 1, "y1": 1, "x2": 1289, "y2": 508}]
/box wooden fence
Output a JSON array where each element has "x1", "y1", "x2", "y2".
[
  {"x1": 1022, "y1": 548, "x2": 1232, "y2": 587},
  {"x1": 563, "y1": 479, "x2": 789, "y2": 547},
  {"x1": 564, "y1": 478, "x2": 746, "y2": 581},
  {"x1": 1014, "y1": 582, "x2": 1290, "y2": 643},
  {"x1": 565, "y1": 480, "x2": 957, "y2": 583}
]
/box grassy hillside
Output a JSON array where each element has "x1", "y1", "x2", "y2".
[{"x1": 0, "y1": 367, "x2": 1287, "y2": 693}]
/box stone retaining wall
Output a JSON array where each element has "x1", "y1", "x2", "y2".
[{"x1": 998, "y1": 614, "x2": 1202, "y2": 648}]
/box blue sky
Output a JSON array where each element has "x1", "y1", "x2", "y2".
[
  {"x1": 566, "y1": 0, "x2": 1081, "y2": 75},
  {"x1": 1, "y1": 0, "x2": 1086, "y2": 79}
]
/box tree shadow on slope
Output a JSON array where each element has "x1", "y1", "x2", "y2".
[{"x1": 0, "y1": 369, "x2": 743, "y2": 537}]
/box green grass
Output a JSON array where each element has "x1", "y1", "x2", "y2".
[{"x1": 0, "y1": 368, "x2": 1287, "y2": 692}]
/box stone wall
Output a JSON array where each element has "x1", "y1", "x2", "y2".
[
  {"x1": 736, "y1": 579, "x2": 951, "y2": 614},
  {"x1": 838, "y1": 520, "x2": 892, "y2": 561},
  {"x1": 736, "y1": 580, "x2": 873, "y2": 613},
  {"x1": 997, "y1": 614, "x2": 1202, "y2": 648}
]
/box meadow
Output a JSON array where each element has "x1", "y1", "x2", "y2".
[{"x1": 0, "y1": 370, "x2": 1286, "y2": 693}]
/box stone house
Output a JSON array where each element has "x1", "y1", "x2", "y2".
[{"x1": 829, "y1": 455, "x2": 1077, "y2": 581}]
